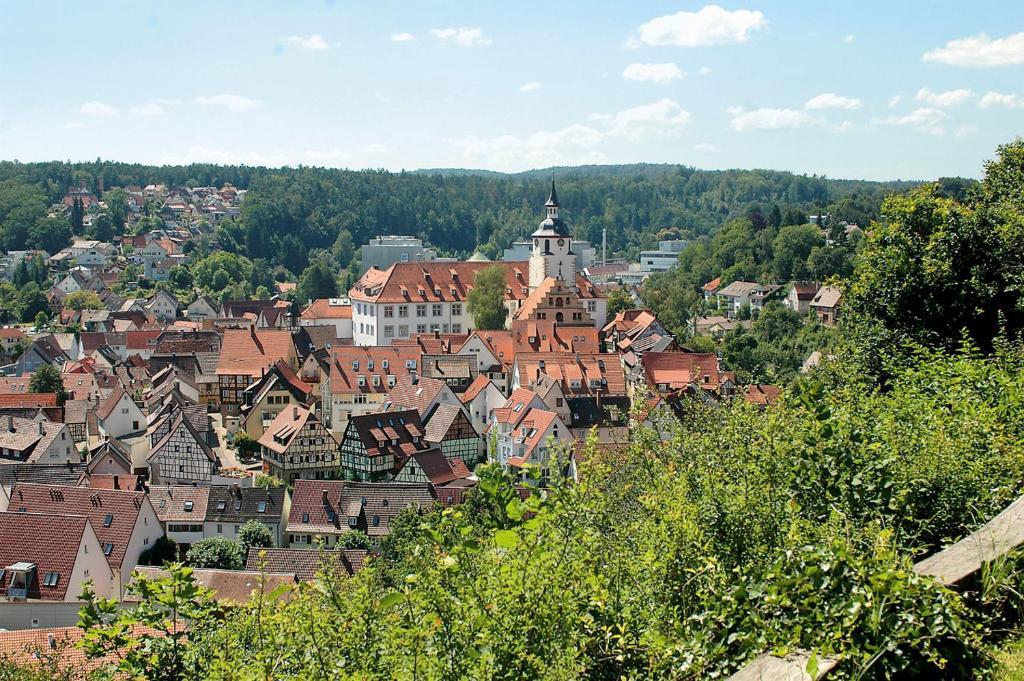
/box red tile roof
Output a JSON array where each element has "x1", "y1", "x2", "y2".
[
  {"x1": 385, "y1": 376, "x2": 448, "y2": 417},
  {"x1": 0, "y1": 393, "x2": 57, "y2": 408},
  {"x1": 328, "y1": 346, "x2": 420, "y2": 396},
  {"x1": 129, "y1": 566, "x2": 296, "y2": 605},
  {"x1": 743, "y1": 384, "x2": 783, "y2": 407},
  {"x1": 349, "y1": 261, "x2": 605, "y2": 305},
  {"x1": 511, "y1": 320, "x2": 601, "y2": 354},
  {"x1": 641, "y1": 352, "x2": 729, "y2": 391},
  {"x1": 460, "y1": 374, "x2": 494, "y2": 403},
  {"x1": 515, "y1": 353, "x2": 627, "y2": 397},
  {"x1": 300, "y1": 298, "x2": 352, "y2": 320},
  {"x1": 244, "y1": 547, "x2": 366, "y2": 580},
  {"x1": 8, "y1": 483, "x2": 151, "y2": 572},
  {"x1": 216, "y1": 328, "x2": 295, "y2": 378},
  {"x1": 0, "y1": 511, "x2": 90, "y2": 601}
]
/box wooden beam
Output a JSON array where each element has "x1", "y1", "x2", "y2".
[
  {"x1": 913, "y1": 494, "x2": 1024, "y2": 587},
  {"x1": 727, "y1": 651, "x2": 838, "y2": 681}
]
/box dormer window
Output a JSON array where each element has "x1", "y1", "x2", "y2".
[
  {"x1": 351, "y1": 360, "x2": 359, "y2": 370},
  {"x1": 103, "y1": 543, "x2": 113, "y2": 556},
  {"x1": 103, "y1": 514, "x2": 113, "y2": 527},
  {"x1": 381, "y1": 359, "x2": 389, "y2": 369},
  {"x1": 367, "y1": 360, "x2": 374, "y2": 370}
]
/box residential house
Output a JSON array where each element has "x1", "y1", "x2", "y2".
[
  {"x1": 784, "y1": 282, "x2": 820, "y2": 315},
  {"x1": 339, "y1": 409, "x2": 438, "y2": 481},
  {"x1": 285, "y1": 479, "x2": 437, "y2": 548},
  {"x1": 94, "y1": 387, "x2": 145, "y2": 439},
  {"x1": 216, "y1": 328, "x2": 297, "y2": 415},
  {"x1": 459, "y1": 374, "x2": 505, "y2": 433},
  {"x1": 84, "y1": 440, "x2": 133, "y2": 477},
  {"x1": 143, "y1": 290, "x2": 179, "y2": 321},
  {"x1": 716, "y1": 281, "x2": 781, "y2": 317},
  {"x1": 14, "y1": 336, "x2": 69, "y2": 374},
  {"x1": 204, "y1": 485, "x2": 289, "y2": 547},
  {"x1": 634, "y1": 352, "x2": 735, "y2": 401},
  {"x1": 810, "y1": 286, "x2": 842, "y2": 325},
  {"x1": 299, "y1": 298, "x2": 352, "y2": 340},
  {"x1": 258, "y1": 405, "x2": 340, "y2": 483},
  {"x1": 7, "y1": 483, "x2": 162, "y2": 596},
  {"x1": 324, "y1": 345, "x2": 420, "y2": 435},
  {"x1": 147, "y1": 411, "x2": 220, "y2": 485},
  {"x1": 0, "y1": 416, "x2": 76, "y2": 465},
  {"x1": 0, "y1": 327, "x2": 25, "y2": 362},
  {"x1": 0, "y1": 512, "x2": 115, "y2": 628},
  {"x1": 488, "y1": 389, "x2": 574, "y2": 483},
  {"x1": 239, "y1": 360, "x2": 315, "y2": 440},
  {"x1": 422, "y1": 403, "x2": 481, "y2": 468},
  {"x1": 186, "y1": 294, "x2": 222, "y2": 320},
  {"x1": 148, "y1": 485, "x2": 210, "y2": 555},
  {"x1": 393, "y1": 448, "x2": 472, "y2": 485},
  {"x1": 382, "y1": 375, "x2": 462, "y2": 420}
]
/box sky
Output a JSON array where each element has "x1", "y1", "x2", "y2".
[{"x1": 1, "y1": 1, "x2": 1023, "y2": 180}]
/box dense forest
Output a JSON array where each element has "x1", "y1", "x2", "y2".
[
  {"x1": 0, "y1": 159, "x2": 933, "y2": 276},
  {"x1": 1, "y1": 141, "x2": 1023, "y2": 680}
]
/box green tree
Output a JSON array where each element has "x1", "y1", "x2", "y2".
[
  {"x1": 185, "y1": 537, "x2": 243, "y2": 570},
  {"x1": 78, "y1": 563, "x2": 219, "y2": 680},
  {"x1": 338, "y1": 530, "x2": 372, "y2": 550},
  {"x1": 29, "y1": 364, "x2": 69, "y2": 405},
  {"x1": 89, "y1": 212, "x2": 114, "y2": 242},
  {"x1": 467, "y1": 264, "x2": 508, "y2": 330},
  {"x1": 63, "y1": 289, "x2": 103, "y2": 310},
  {"x1": 604, "y1": 287, "x2": 634, "y2": 319},
  {"x1": 296, "y1": 259, "x2": 338, "y2": 303},
  {"x1": 29, "y1": 215, "x2": 72, "y2": 254},
  {"x1": 771, "y1": 224, "x2": 823, "y2": 282},
  {"x1": 238, "y1": 520, "x2": 274, "y2": 553},
  {"x1": 102, "y1": 188, "x2": 129, "y2": 232}
]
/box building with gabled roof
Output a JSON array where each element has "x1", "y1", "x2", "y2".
[
  {"x1": 0, "y1": 512, "x2": 115, "y2": 613},
  {"x1": 286, "y1": 479, "x2": 437, "y2": 548},
  {"x1": 259, "y1": 405, "x2": 340, "y2": 484},
  {"x1": 244, "y1": 546, "x2": 366, "y2": 581},
  {"x1": 148, "y1": 485, "x2": 209, "y2": 552},
  {"x1": 205, "y1": 484, "x2": 289, "y2": 547},
  {"x1": 239, "y1": 359, "x2": 315, "y2": 439},
  {"x1": 634, "y1": 352, "x2": 735, "y2": 400},
  {"x1": 422, "y1": 403, "x2": 481, "y2": 468},
  {"x1": 0, "y1": 415, "x2": 76, "y2": 465},
  {"x1": 339, "y1": 409, "x2": 438, "y2": 481},
  {"x1": 459, "y1": 374, "x2": 505, "y2": 433},
  {"x1": 94, "y1": 386, "x2": 145, "y2": 439},
  {"x1": 810, "y1": 285, "x2": 842, "y2": 325},
  {"x1": 512, "y1": 352, "x2": 628, "y2": 398},
  {"x1": 383, "y1": 375, "x2": 461, "y2": 420},
  {"x1": 216, "y1": 328, "x2": 297, "y2": 414},
  {"x1": 324, "y1": 345, "x2": 420, "y2": 435},
  {"x1": 393, "y1": 448, "x2": 473, "y2": 485},
  {"x1": 147, "y1": 411, "x2": 220, "y2": 486},
  {"x1": 7, "y1": 483, "x2": 162, "y2": 595},
  {"x1": 299, "y1": 298, "x2": 352, "y2": 340}
]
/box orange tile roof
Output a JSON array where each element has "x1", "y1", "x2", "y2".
[
  {"x1": 300, "y1": 298, "x2": 352, "y2": 320},
  {"x1": 460, "y1": 329, "x2": 514, "y2": 368},
  {"x1": 515, "y1": 352, "x2": 627, "y2": 396},
  {"x1": 216, "y1": 328, "x2": 295, "y2": 378},
  {"x1": 329, "y1": 346, "x2": 421, "y2": 395},
  {"x1": 641, "y1": 352, "x2": 727, "y2": 391},
  {"x1": 512, "y1": 320, "x2": 601, "y2": 353},
  {"x1": 460, "y1": 374, "x2": 494, "y2": 403},
  {"x1": 743, "y1": 383, "x2": 783, "y2": 406},
  {"x1": 349, "y1": 261, "x2": 604, "y2": 305}
]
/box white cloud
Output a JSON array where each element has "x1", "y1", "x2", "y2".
[
  {"x1": 519, "y1": 82, "x2": 542, "y2": 93},
  {"x1": 923, "y1": 31, "x2": 1024, "y2": 67},
  {"x1": 805, "y1": 93, "x2": 862, "y2": 110},
  {"x1": 730, "y1": 108, "x2": 815, "y2": 132},
  {"x1": 431, "y1": 27, "x2": 491, "y2": 47},
  {"x1": 698, "y1": 66, "x2": 713, "y2": 76},
  {"x1": 588, "y1": 98, "x2": 691, "y2": 139},
  {"x1": 725, "y1": 105, "x2": 744, "y2": 116},
  {"x1": 955, "y1": 124, "x2": 978, "y2": 138},
  {"x1": 914, "y1": 87, "x2": 973, "y2": 107},
  {"x1": 80, "y1": 101, "x2": 118, "y2": 116},
  {"x1": 283, "y1": 34, "x2": 331, "y2": 50},
  {"x1": 64, "y1": 121, "x2": 86, "y2": 129},
  {"x1": 130, "y1": 102, "x2": 164, "y2": 116},
  {"x1": 888, "y1": 95, "x2": 902, "y2": 107},
  {"x1": 622, "y1": 62, "x2": 685, "y2": 84},
  {"x1": 874, "y1": 107, "x2": 947, "y2": 135},
  {"x1": 843, "y1": 34, "x2": 855, "y2": 43},
  {"x1": 695, "y1": 142, "x2": 717, "y2": 151},
  {"x1": 833, "y1": 121, "x2": 854, "y2": 133},
  {"x1": 979, "y1": 91, "x2": 1024, "y2": 108},
  {"x1": 453, "y1": 99, "x2": 690, "y2": 170},
  {"x1": 390, "y1": 32, "x2": 415, "y2": 43},
  {"x1": 635, "y1": 5, "x2": 767, "y2": 47},
  {"x1": 195, "y1": 94, "x2": 262, "y2": 112}
]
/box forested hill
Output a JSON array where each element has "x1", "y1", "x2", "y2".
[{"x1": 0, "y1": 159, "x2": 940, "y2": 275}]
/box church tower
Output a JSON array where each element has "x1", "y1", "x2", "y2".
[{"x1": 528, "y1": 179, "x2": 576, "y2": 290}]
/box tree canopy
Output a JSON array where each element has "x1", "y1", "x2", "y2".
[{"x1": 467, "y1": 265, "x2": 507, "y2": 330}]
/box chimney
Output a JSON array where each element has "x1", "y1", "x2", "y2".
[
  {"x1": 6, "y1": 415, "x2": 12, "y2": 432},
  {"x1": 47, "y1": 633, "x2": 56, "y2": 649},
  {"x1": 38, "y1": 421, "x2": 44, "y2": 435},
  {"x1": 293, "y1": 406, "x2": 298, "y2": 419},
  {"x1": 322, "y1": 489, "x2": 328, "y2": 504}
]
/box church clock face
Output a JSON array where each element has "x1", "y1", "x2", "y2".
[{"x1": 557, "y1": 238, "x2": 564, "y2": 247}]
